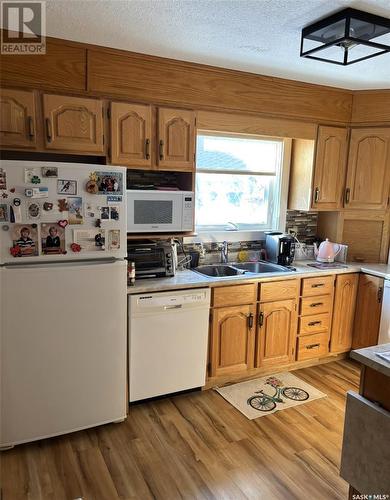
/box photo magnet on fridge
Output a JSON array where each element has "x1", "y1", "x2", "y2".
[
  {"x1": 27, "y1": 201, "x2": 41, "y2": 220},
  {"x1": 0, "y1": 168, "x2": 7, "y2": 190},
  {"x1": 107, "y1": 229, "x2": 120, "y2": 250},
  {"x1": 100, "y1": 206, "x2": 110, "y2": 220},
  {"x1": 24, "y1": 168, "x2": 41, "y2": 184},
  {"x1": 10, "y1": 224, "x2": 39, "y2": 257},
  {"x1": 41, "y1": 223, "x2": 66, "y2": 255},
  {"x1": 68, "y1": 197, "x2": 83, "y2": 225},
  {"x1": 57, "y1": 180, "x2": 77, "y2": 195},
  {"x1": 110, "y1": 206, "x2": 120, "y2": 221},
  {"x1": 41, "y1": 166, "x2": 59, "y2": 178},
  {"x1": 95, "y1": 172, "x2": 123, "y2": 195},
  {"x1": 0, "y1": 204, "x2": 8, "y2": 222}
]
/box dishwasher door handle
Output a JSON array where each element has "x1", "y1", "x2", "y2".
[{"x1": 164, "y1": 304, "x2": 183, "y2": 310}]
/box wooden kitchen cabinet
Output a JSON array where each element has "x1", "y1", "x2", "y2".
[
  {"x1": 317, "y1": 210, "x2": 390, "y2": 263},
  {"x1": 42, "y1": 94, "x2": 104, "y2": 153},
  {"x1": 312, "y1": 126, "x2": 348, "y2": 210},
  {"x1": 352, "y1": 274, "x2": 384, "y2": 349},
  {"x1": 110, "y1": 101, "x2": 152, "y2": 168},
  {"x1": 256, "y1": 299, "x2": 297, "y2": 368},
  {"x1": 344, "y1": 128, "x2": 390, "y2": 210},
  {"x1": 330, "y1": 273, "x2": 359, "y2": 353},
  {"x1": 210, "y1": 304, "x2": 256, "y2": 377},
  {"x1": 0, "y1": 88, "x2": 37, "y2": 148},
  {"x1": 157, "y1": 107, "x2": 195, "y2": 171}
]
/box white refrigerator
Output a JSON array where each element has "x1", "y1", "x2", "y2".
[{"x1": 0, "y1": 161, "x2": 127, "y2": 447}]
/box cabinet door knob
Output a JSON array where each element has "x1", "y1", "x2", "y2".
[
  {"x1": 314, "y1": 187, "x2": 320, "y2": 203},
  {"x1": 45, "y1": 118, "x2": 52, "y2": 143},
  {"x1": 145, "y1": 138, "x2": 150, "y2": 160},
  {"x1": 248, "y1": 313, "x2": 254, "y2": 329},
  {"x1": 258, "y1": 312, "x2": 264, "y2": 327},
  {"x1": 345, "y1": 188, "x2": 350, "y2": 204},
  {"x1": 159, "y1": 139, "x2": 164, "y2": 160},
  {"x1": 378, "y1": 287, "x2": 383, "y2": 303}
]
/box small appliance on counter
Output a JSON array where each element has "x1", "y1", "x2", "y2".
[
  {"x1": 313, "y1": 238, "x2": 341, "y2": 263},
  {"x1": 127, "y1": 240, "x2": 178, "y2": 278},
  {"x1": 265, "y1": 232, "x2": 295, "y2": 266}
]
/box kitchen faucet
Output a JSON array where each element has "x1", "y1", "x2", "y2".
[{"x1": 220, "y1": 241, "x2": 228, "y2": 263}]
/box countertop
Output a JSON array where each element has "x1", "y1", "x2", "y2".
[
  {"x1": 359, "y1": 263, "x2": 390, "y2": 280},
  {"x1": 350, "y1": 343, "x2": 390, "y2": 378},
  {"x1": 127, "y1": 260, "x2": 362, "y2": 294}
]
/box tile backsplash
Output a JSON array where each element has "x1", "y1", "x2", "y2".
[{"x1": 285, "y1": 210, "x2": 318, "y2": 243}]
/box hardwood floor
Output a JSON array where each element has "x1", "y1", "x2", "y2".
[{"x1": 1, "y1": 360, "x2": 360, "y2": 500}]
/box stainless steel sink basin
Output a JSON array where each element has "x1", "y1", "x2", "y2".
[
  {"x1": 232, "y1": 261, "x2": 289, "y2": 273},
  {"x1": 194, "y1": 261, "x2": 291, "y2": 278},
  {"x1": 194, "y1": 264, "x2": 245, "y2": 277}
]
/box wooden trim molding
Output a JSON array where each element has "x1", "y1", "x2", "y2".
[
  {"x1": 196, "y1": 110, "x2": 318, "y2": 139},
  {"x1": 351, "y1": 90, "x2": 390, "y2": 125}
]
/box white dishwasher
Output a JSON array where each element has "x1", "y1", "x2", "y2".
[{"x1": 128, "y1": 288, "x2": 211, "y2": 402}]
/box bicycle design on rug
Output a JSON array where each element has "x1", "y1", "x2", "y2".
[{"x1": 247, "y1": 376, "x2": 309, "y2": 412}]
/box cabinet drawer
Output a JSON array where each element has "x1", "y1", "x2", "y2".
[
  {"x1": 301, "y1": 276, "x2": 334, "y2": 297},
  {"x1": 299, "y1": 313, "x2": 330, "y2": 335},
  {"x1": 259, "y1": 279, "x2": 298, "y2": 302},
  {"x1": 300, "y1": 295, "x2": 332, "y2": 316},
  {"x1": 212, "y1": 283, "x2": 256, "y2": 307},
  {"x1": 297, "y1": 333, "x2": 329, "y2": 361}
]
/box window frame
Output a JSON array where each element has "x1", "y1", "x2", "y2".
[{"x1": 191, "y1": 131, "x2": 292, "y2": 242}]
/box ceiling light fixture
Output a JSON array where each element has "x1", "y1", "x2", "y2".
[{"x1": 300, "y1": 8, "x2": 390, "y2": 65}]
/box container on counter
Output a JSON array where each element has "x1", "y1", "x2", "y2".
[{"x1": 128, "y1": 261, "x2": 136, "y2": 286}]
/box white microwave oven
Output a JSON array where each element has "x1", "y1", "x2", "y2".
[{"x1": 127, "y1": 190, "x2": 195, "y2": 233}]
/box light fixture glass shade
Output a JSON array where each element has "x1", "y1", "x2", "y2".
[{"x1": 301, "y1": 8, "x2": 390, "y2": 65}]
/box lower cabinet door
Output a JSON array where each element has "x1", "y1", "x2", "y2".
[
  {"x1": 210, "y1": 304, "x2": 255, "y2": 377},
  {"x1": 256, "y1": 299, "x2": 297, "y2": 368},
  {"x1": 352, "y1": 274, "x2": 384, "y2": 349},
  {"x1": 330, "y1": 273, "x2": 359, "y2": 353}
]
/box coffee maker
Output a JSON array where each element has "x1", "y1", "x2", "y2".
[{"x1": 265, "y1": 232, "x2": 295, "y2": 266}]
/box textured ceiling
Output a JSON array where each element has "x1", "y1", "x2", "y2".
[{"x1": 44, "y1": 0, "x2": 390, "y2": 90}]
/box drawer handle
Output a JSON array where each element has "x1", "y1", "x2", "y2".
[
  {"x1": 311, "y1": 283, "x2": 325, "y2": 288},
  {"x1": 308, "y1": 321, "x2": 322, "y2": 326},
  {"x1": 310, "y1": 302, "x2": 323, "y2": 308},
  {"x1": 306, "y1": 343, "x2": 320, "y2": 350}
]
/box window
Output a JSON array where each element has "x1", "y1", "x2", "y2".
[{"x1": 195, "y1": 132, "x2": 286, "y2": 233}]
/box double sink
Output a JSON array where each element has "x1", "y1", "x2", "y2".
[{"x1": 194, "y1": 261, "x2": 292, "y2": 278}]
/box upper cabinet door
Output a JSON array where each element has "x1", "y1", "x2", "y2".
[
  {"x1": 312, "y1": 126, "x2": 348, "y2": 210},
  {"x1": 0, "y1": 89, "x2": 37, "y2": 148},
  {"x1": 345, "y1": 128, "x2": 390, "y2": 210},
  {"x1": 110, "y1": 102, "x2": 152, "y2": 168},
  {"x1": 157, "y1": 107, "x2": 195, "y2": 171},
  {"x1": 43, "y1": 94, "x2": 104, "y2": 153}
]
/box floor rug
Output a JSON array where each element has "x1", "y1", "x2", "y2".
[{"x1": 215, "y1": 371, "x2": 326, "y2": 419}]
